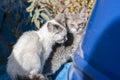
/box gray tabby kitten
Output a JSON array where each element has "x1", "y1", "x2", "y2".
[
  {"x1": 7, "y1": 20, "x2": 67, "y2": 80},
  {"x1": 43, "y1": 8, "x2": 87, "y2": 76}
]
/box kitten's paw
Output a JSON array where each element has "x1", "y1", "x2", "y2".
[
  {"x1": 35, "y1": 74, "x2": 45, "y2": 80},
  {"x1": 29, "y1": 74, "x2": 45, "y2": 80}
]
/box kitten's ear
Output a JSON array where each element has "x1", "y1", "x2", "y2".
[
  {"x1": 64, "y1": 10, "x2": 72, "y2": 20},
  {"x1": 47, "y1": 22, "x2": 54, "y2": 32},
  {"x1": 79, "y1": 8, "x2": 87, "y2": 19},
  {"x1": 55, "y1": 14, "x2": 64, "y2": 24}
]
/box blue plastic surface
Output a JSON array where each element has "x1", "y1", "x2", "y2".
[
  {"x1": 68, "y1": 0, "x2": 120, "y2": 80},
  {"x1": 55, "y1": 63, "x2": 72, "y2": 80},
  {"x1": 82, "y1": 0, "x2": 120, "y2": 79}
]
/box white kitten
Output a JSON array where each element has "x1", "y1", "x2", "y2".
[{"x1": 7, "y1": 19, "x2": 67, "y2": 80}]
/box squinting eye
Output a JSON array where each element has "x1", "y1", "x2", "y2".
[
  {"x1": 78, "y1": 23, "x2": 84, "y2": 27},
  {"x1": 70, "y1": 24, "x2": 75, "y2": 27}
]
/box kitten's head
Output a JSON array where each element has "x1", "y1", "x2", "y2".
[
  {"x1": 47, "y1": 20, "x2": 67, "y2": 44},
  {"x1": 65, "y1": 8, "x2": 87, "y2": 34}
]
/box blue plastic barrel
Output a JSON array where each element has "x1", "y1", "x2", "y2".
[
  {"x1": 69, "y1": 0, "x2": 120, "y2": 80},
  {"x1": 83, "y1": 0, "x2": 120, "y2": 79}
]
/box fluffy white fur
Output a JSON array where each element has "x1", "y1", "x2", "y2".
[{"x1": 7, "y1": 20, "x2": 67, "y2": 80}]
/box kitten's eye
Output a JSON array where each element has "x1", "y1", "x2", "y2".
[
  {"x1": 63, "y1": 21, "x2": 65, "y2": 23},
  {"x1": 78, "y1": 23, "x2": 84, "y2": 27},
  {"x1": 70, "y1": 24, "x2": 75, "y2": 27}
]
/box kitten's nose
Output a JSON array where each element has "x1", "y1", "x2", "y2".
[
  {"x1": 77, "y1": 27, "x2": 80, "y2": 31},
  {"x1": 64, "y1": 36, "x2": 68, "y2": 42}
]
